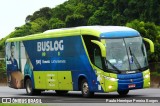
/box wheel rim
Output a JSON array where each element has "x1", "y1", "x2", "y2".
[
  {"x1": 83, "y1": 82, "x2": 89, "y2": 94},
  {"x1": 26, "y1": 80, "x2": 32, "y2": 94}
]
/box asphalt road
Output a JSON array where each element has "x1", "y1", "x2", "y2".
[{"x1": 0, "y1": 86, "x2": 160, "y2": 105}]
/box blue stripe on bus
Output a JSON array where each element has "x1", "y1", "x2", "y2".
[
  {"x1": 117, "y1": 73, "x2": 143, "y2": 91},
  {"x1": 100, "y1": 31, "x2": 140, "y2": 38}
]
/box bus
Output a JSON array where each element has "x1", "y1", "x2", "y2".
[{"x1": 5, "y1": 26, "x2": 154, "y2": 97}]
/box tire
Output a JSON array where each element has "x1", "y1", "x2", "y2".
[
  {"x1": 117, "y1": 90, "x2": 129, "y2": 96},
  {"x1": 25, "y1": 78, "x2": 41, "y2": 95},
  {"x1": 55, "y1": 90, "x2": 68, "y2": 95},
  {"x1": 81, "y1": 79, "x2": 94, "y2": 98}
]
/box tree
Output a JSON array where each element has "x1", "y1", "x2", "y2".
[
  {"x1": 25, "y1": 15, "x2": 32, "y2": 23},
  {"x1": 25, "y1": 7, "x2": 52, "y2": 23},
  {"x1": 30, "y1": 17, "x2": 49, "y2": 33},
  {"x1": 51, "y1": 3, "x2": 74, "y2": 21},
  {"x1": 112, "y1": 13, "x2": 126, "y2": 25},
  {"x1": 65, "y1": 14, "x2": 85, "y2": 27},
  {"x1": 126, "y1": 19, "x2": 160, "y2": 62},
  {"x1": 88, "y1": 7, "x2": 111, "y2": 25},
  {"x1": 49, "y1": 18, "x2": 66, "y2": 29},
  {"x1": 88, "y1": 16, "x2": 100, "y2": 25}
]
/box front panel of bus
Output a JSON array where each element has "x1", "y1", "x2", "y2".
[{"x1": 98, "y1": 33, "x2": 150, "y2": 92}]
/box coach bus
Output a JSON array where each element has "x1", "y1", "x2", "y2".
[{"x1": 5, "y1": 26, "x2": 154, "y2": 97}]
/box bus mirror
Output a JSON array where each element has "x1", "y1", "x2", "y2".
[
  {"x1": 143, "y1": 37, "x2": 154, "y2": 53},
  {"x1": 91, "y1": 40, "x2": 106, "y2": 57}
]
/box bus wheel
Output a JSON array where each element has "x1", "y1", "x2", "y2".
[
  {"x1": 81, "y1": 79, "x2": 94, "y2": 97},
  {"x1": 117, "y1": 90, "x2": 129, "y2": 96},
  {"x1": 26, "y1": 79, "x2": 33, "y2": 95},
  {"x1": 55, "y1": 90, "x2": 68, "y2": 95},
  {"x1": 25, "y1": 79, "x2": 41, "y2": 95}
]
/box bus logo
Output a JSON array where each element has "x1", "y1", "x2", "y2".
[{"x1": 37, "y1": 40, "x2": 64, "y2": 52}]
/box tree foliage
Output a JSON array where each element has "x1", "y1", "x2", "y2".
[
  {"x1": 65, "y1": 14, "x2": 85, "y2": 27},
  {"x1": 0, "y1": 0, "x2": 160, "y2": 61},
  {"x1": 126, "y1": 20, "x2": 160, "y2": 61},
  {"x1": 49, "y1": 18, "x2": 66, "y2": 29},
  {"x1": 25, "y1": 7, "x2": 52, "y2": 23}
]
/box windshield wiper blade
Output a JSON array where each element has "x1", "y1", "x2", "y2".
[
  {"x1": 105, "y1": 59, "x2": 121, "y2": 74},
  {"x1": 129, "y1": 46, "x2": 142, "y2": 71}
]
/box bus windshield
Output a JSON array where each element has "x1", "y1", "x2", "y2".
[{"x1": 105, "y1": 37, "x2": 148, "y2": 73}]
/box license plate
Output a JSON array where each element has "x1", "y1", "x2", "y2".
[{"x1": 128, "y1": 84, "x2": 135, "y2": 88}]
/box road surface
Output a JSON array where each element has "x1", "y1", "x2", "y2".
[{"x1": 0, "y1": 86, "x2": 160, "y2": 105}]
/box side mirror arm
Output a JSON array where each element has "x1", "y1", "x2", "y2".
[
  {"x1": 91, "y1": 40, "x2": 106, "y2": 57},
  {"x1": 143, "y1": 38, "x2": 154, "y2": 53}
]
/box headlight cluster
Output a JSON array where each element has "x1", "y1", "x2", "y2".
[
  {"x1": 103, "y1": 75, "x2": 119, "y2": 81},
  {"x1": 144, "y1": 74, "x2": 150, "y2": 79}
]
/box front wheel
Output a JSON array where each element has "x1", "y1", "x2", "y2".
[
  {"x1": 25, "y1": 78, "x2": 41, "y2": 95},
  {"x1": 117, "y1": 90, "x2": 129, "y2": 96},
  {"x1": 81, "y1": 79, "x2": 94, "y2": 98}
]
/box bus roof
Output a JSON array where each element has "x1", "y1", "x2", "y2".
[{"x1": 6, "y1": 26, "x2": 140, "y2": 42}]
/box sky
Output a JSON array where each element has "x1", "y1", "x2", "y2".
[{"x1": 0, "y1": 0, "x2": 67, "y2": 39}]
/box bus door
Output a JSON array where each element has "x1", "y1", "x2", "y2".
[
  {"x1": 93, "y1": 48, "x2": 106, "y2": 91},
  {"x1": 93, "y1": 47, "x2": 118, "y2": 92}
]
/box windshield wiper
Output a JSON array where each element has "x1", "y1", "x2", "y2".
[
  {"x1": 128, "y1": 47, "x2": 142, "y2": 71},
  {"x1": 105, "y1": 59, "x2": 121, "y2": 74}
]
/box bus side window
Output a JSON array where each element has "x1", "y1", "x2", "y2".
[{"x1": 93, "y1": 48, "x2": 103, "y2": 69}]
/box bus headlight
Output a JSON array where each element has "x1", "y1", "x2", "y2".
[
  {"x1": 103, "y1": 76, "x2": 119, "y2": 81},
  {"x1": 144, "y1": 74, "x2": 150, "y2": 79},
  {"x1": 110, "y1": 78, "x2": 119, "y2": 81},
  {"x1": 108, "y1": 85, "x2": 113, "y2": 89}
]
